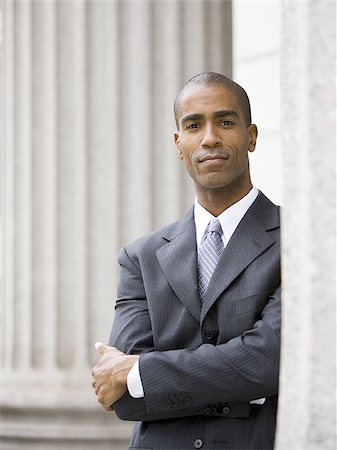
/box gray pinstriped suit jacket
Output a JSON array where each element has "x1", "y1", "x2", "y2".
[{"x1": 109, "y1": 191, "x2": 281, "y2": 450}]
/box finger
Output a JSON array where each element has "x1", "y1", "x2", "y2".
[
  {"x1": 98, "y1": 394, "x2": 112, "y2": 408},
  {"x1": 95, "y1": 341, "x2": 108, "y2": 355},
  {"x1": 103, "y1": 406, "x2": 113, "y2": 412},
  {"x1": 101, "y1": 399, "x2": 114, "y2": 410}
]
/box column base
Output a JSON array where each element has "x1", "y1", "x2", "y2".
[{"x1": 0, "y1": 406, "x2": 133, "y2": 450}]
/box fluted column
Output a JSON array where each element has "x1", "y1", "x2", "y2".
[
  {"x1": 0, "y1": 1, "x2": 232, "y2": 449},
  {"x1": 276, "y1": 1, "x2": 336, "y2": 449}
]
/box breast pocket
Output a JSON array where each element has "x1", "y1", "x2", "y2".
[{"x1": 232, "y1": 290, "x2": 274, "y2": 318}]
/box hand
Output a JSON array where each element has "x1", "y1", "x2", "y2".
[{"x1": 92, "y1": 342, "x2": 139, "y2": 411}]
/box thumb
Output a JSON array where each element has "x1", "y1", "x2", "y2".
[{"x1": 95, "y1": 341, "x2": 109, "y2": 355}]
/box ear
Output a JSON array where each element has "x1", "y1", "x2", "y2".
[
  {"x1": 174, "y1": 131, "x2": 183, "y2": 160},
  {"x1": 248, "y1": 124, "x2": 258, "y2": 153}
]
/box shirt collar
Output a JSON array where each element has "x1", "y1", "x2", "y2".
[{"x1": 194, "y1": 186, "x2": 259, "y2": 248}]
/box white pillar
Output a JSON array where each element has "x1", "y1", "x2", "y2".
[
  {"x1": 276, "y1": 1, "x2": 336, "y2": 449},
  {"x1": 0, "y1": 1, "x2": 232, "y2": 449}
]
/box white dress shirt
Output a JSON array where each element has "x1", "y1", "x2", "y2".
[
  {"x1": 127, "y1": 187, "x2": 264, "y2": 404},
  {"x1": 194, "y1": 186, "x2": 258, "y2": 249}
]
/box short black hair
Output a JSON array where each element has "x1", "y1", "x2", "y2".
[{"x1": 174, "y1": 72, "x2": 252, "y2": 128}]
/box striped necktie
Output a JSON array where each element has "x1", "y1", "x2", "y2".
[{"x1": 197, "y1": 217, "x2": 225, "y2": 301}]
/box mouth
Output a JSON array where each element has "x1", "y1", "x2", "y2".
[{"x1": 199, "y1": 153, "x2": 230, "y2": 163}]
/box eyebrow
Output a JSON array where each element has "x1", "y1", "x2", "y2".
[
  {"x1": 213, "y1": 110, "x2": 239, "y2": 119},
  {"x1": 180, "y1": 110, "x2": 240, "y2": 125}
]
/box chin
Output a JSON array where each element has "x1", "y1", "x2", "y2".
[
  {"x1": 199, "y1": 182, "x2": 232, "y2": 192},
  {"x1": 199, "y1": 174, "x2": 231, "y2": 190}
]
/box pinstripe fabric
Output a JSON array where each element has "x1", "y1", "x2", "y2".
[
  {"x1": 197, "y1": 218, "x2": 224, "y2": 300},
  {"x1": 109, "y1": 192, "x2": 281, "y2": 450}
]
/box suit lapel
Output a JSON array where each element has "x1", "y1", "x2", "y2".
[
  {"x1": 156, "y1": 209, "x2": 201, "y2": 323},
  {"x1": 200, "y1": 193, "x2": 279, "y2": 323},
  {"x1": 156, "y1": 193, "x2": 279, "y2": 325}
]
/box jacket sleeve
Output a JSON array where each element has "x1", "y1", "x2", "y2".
[
  {"x1": 109, "y1": 245, "x2": 280, "y2": 421},
  {"x1": 109, "y1": 246, "x2": 226, "y2": 421},
  {"x1": 139, "y1": 286, "x2": 280, "y2": 417}
]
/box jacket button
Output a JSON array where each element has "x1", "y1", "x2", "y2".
[
  {"x1": 172, "y1": 398, "x2": 179, "y2": 407},
  {"x1": 194, "y1": 439, "x2": 203, "y2": 449},
  {"x1": 222, "y1": 405, "x2": 231, "y2": 414},
  {"x1": 185, "y1": 396, "x2": 193, "y2": 406},
  {"x1": 204, "y1": 407, "x2": 212, "y2": 415},
  {"x1": 205, "y1": 331, "x2": 214, "y2": 340}
]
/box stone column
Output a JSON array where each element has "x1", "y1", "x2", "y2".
[
  {"x1": 0, "y1": 1, "x2": 232, "y2": 449},
  {"x1": 275, "y1": 1, "x2": 336, "y2": 449}
]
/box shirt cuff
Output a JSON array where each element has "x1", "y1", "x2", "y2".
[
  {"x1": 250, "y1": 398, "x2": 266, "y2": 405},
  {"x1": 127, "y1": 358, "x2": 144, "y2": 398}
]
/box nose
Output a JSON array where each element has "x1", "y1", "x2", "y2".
[{"x1": 201, "y1": 124, "x2": 221, "y2": 148}]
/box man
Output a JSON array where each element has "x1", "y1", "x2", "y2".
[{"x1": 92, "y1": 72, "x2": 281, "y2": 450}]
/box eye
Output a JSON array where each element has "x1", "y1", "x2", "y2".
[
  {"x1": 220, "y1": 120, "x2": 234, "y2": 127},
  {"x1": 186, "y1": 123, "x2": 201, "y2": 129}
]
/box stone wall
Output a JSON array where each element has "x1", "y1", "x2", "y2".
[{"x1": 276, "y1": 1, "x2": 336, "y2": 449}]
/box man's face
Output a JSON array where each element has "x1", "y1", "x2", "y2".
[{"x1": 174, "y1": 84, "x2": 257, "y2": 197}]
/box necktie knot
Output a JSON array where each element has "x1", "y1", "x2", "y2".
[{"x1": 207, "y1": 217, "x2": 223, "y2": 235}]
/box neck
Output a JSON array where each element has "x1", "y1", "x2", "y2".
[{"x1": 196, "y1": 183, "x2": 253, "y2": 216}]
